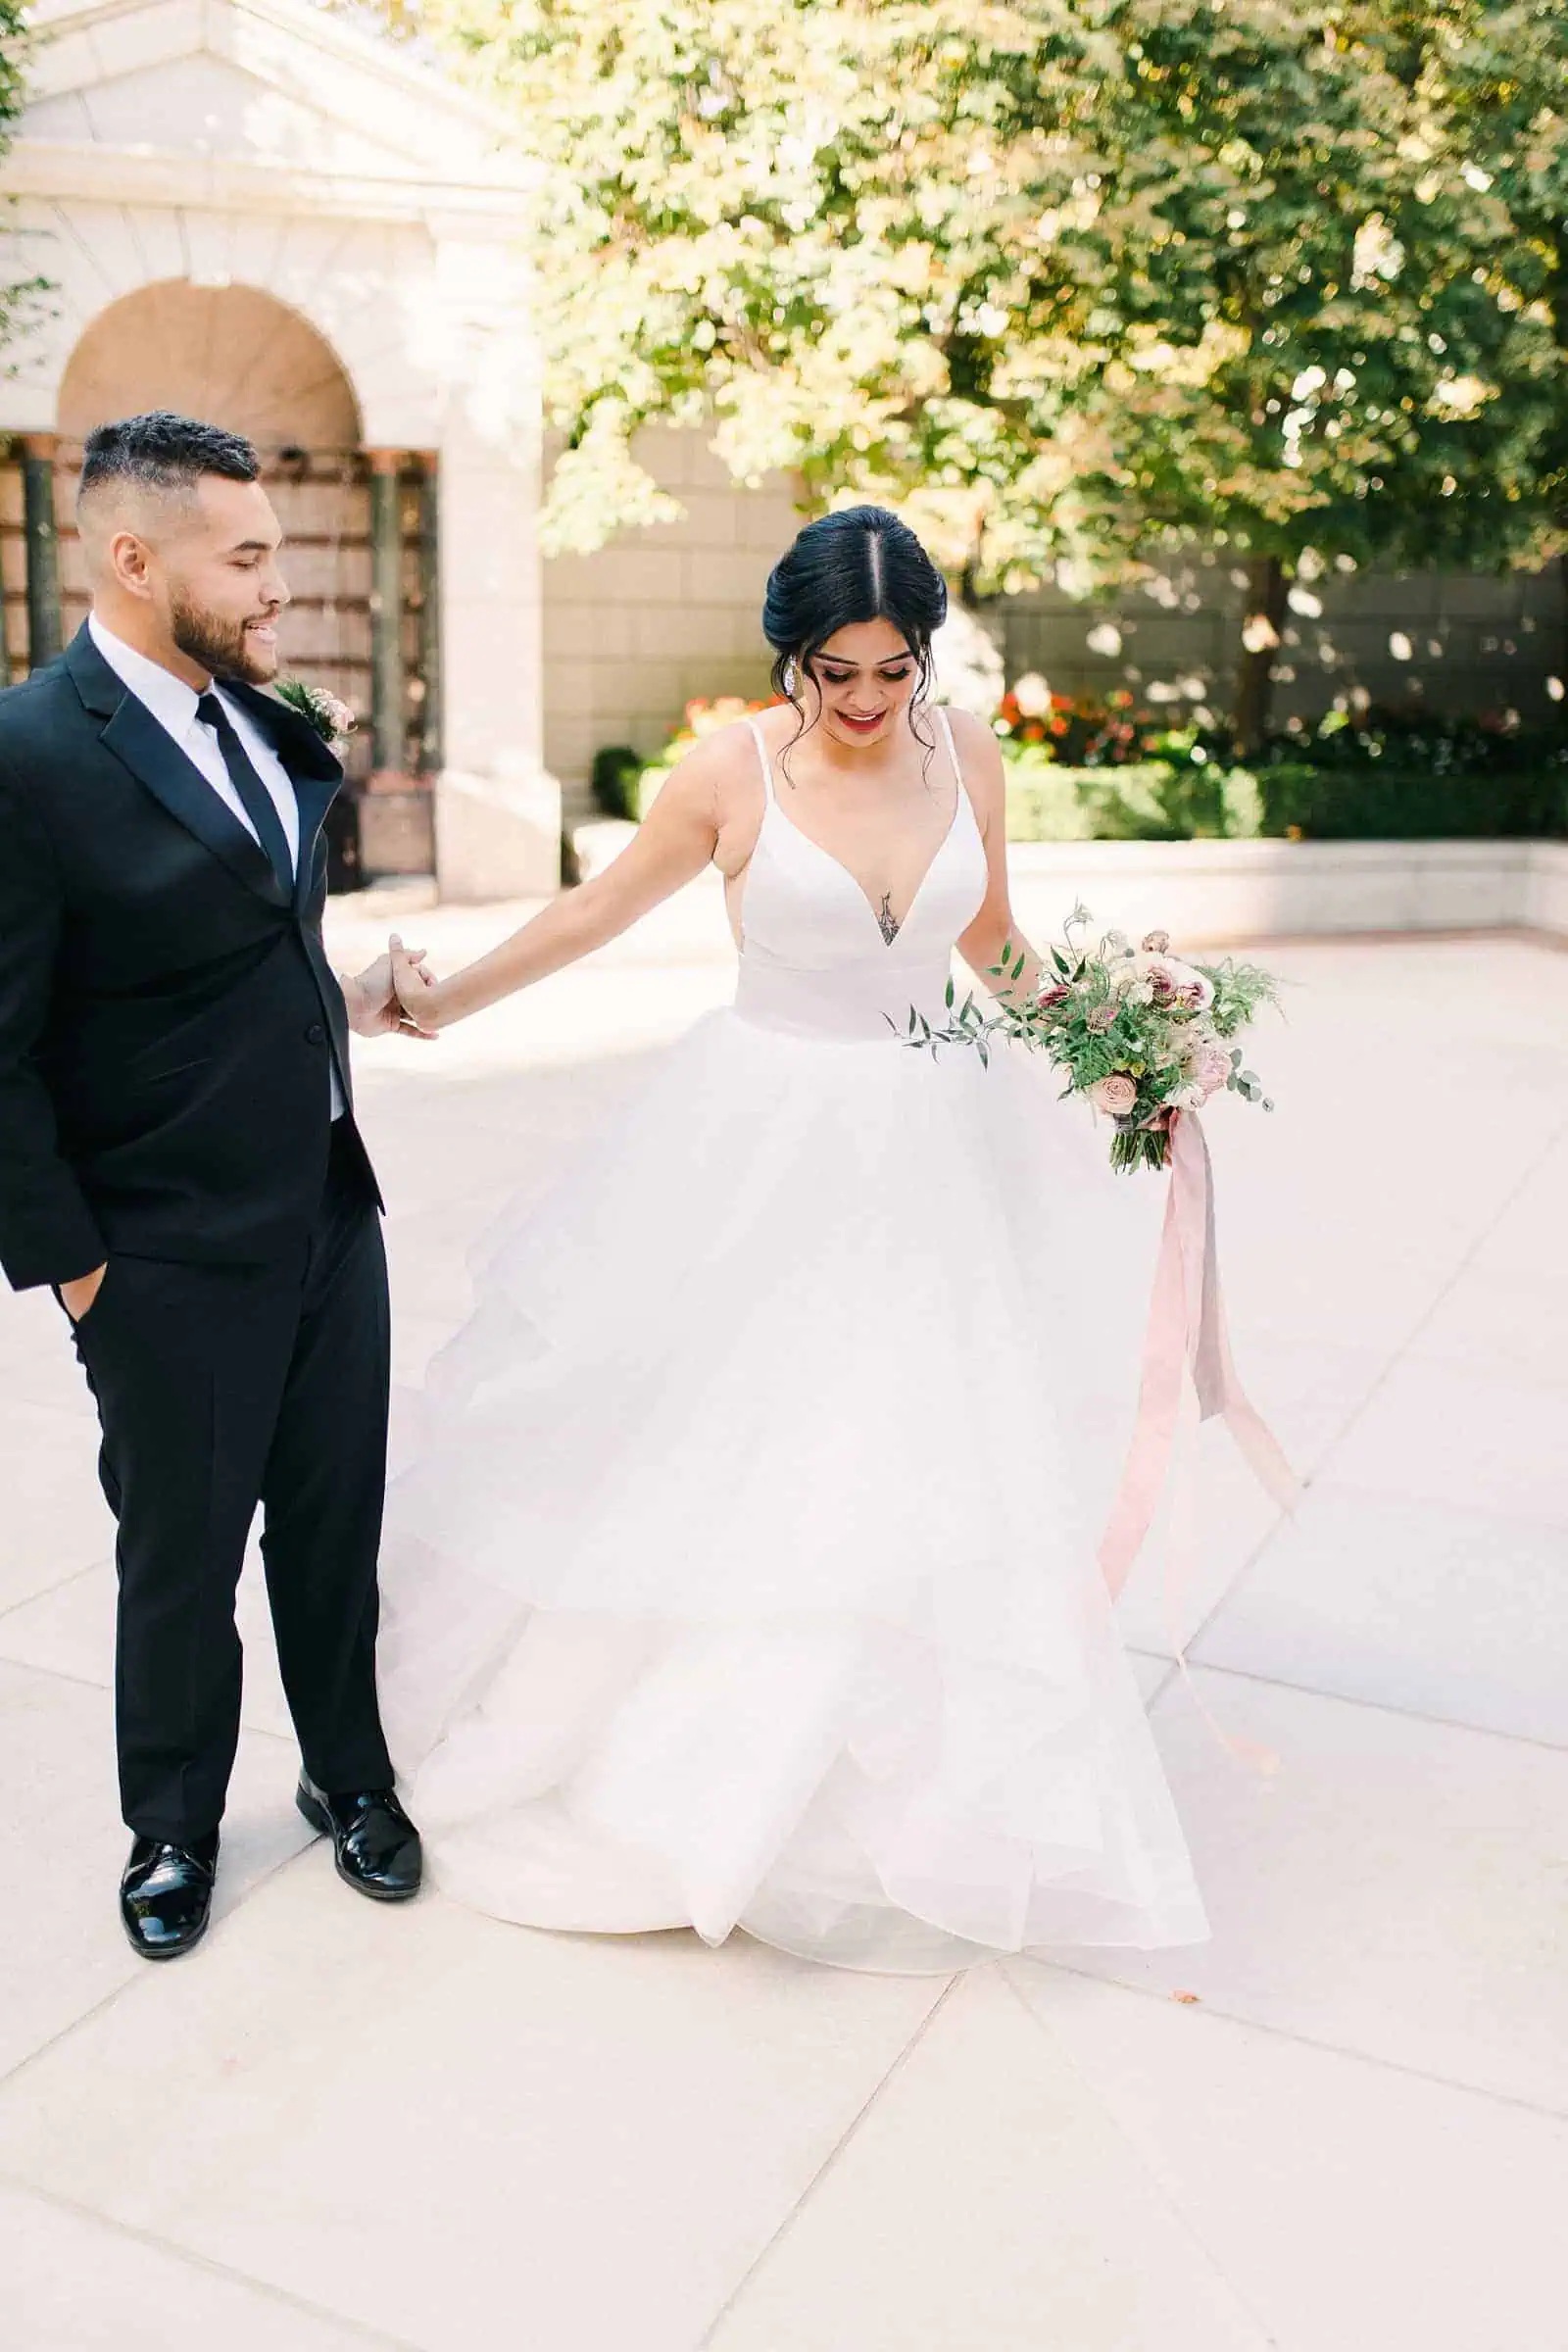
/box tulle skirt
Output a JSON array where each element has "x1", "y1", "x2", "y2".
[{"x1": 375, "y1": 1006, "x2": 1210, "y2": 1971}]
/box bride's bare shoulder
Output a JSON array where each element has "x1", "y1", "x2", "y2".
[
  {"x1": 651, "y1": 717, "x2": 754, "y2": 797},
  {"x1": 644, "y1": 720, "x2": 768, "y2": 864},
  {"x1": 942, "y1": 705, "x2": 1005, "y2": 772},
  {"x1": 940, "y1": 706, "x2": 1006, "y2": 811}
]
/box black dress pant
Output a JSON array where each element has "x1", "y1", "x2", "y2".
[{"x1": 67, "y1": 1124, "x2": 394, "y2": 1844}]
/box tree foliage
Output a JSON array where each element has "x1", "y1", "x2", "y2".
[
  {"x1": 407, "y1": 0, "x2": 1567, "y2": 657},
  {"x1": 0, "y1": 2, "x2": 45, "y2": 352}
]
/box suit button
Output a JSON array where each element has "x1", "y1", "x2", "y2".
[{"x1": 305, "y1": 1022, "x2": 326, "y2": 1046}]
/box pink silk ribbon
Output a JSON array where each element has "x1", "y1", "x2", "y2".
[{"x1": 1099, "y1": 1108, "x2": 1301, "y2": 1771}]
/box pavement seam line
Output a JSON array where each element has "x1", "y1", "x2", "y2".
[
  {"x1": 0, "y1": 1640, "x2": 305, "y2": 1744},
  {"x1": 0, "y1": 2166, "x2": 426, "y2": 2350},
  {"x1": 998, "y1": 1964, "x2": 1281, "y2": 2347},
  {"x1": 0, "y1": 1837, "x2": 318, "y2": 2099},
  {"x1": 1028, "y1": 1954, "x2": 1568, "y2": 2125},
  {"x1": 1180, "y1": 1108, "x2": 1568, "y2": 1658},
  {"x1": 1152, "y1": 1644, "x2": 1568, "y2": 1758},
  {"x1": 0, "y1": 1647, "x2": 296, "y2": 1733},
  {"x1": 0, "y1": 1553, "x2": 110, "y2": 1629},
  {"x1": 692, "y1": 1972, "x2": 963, "y2": 2349}
]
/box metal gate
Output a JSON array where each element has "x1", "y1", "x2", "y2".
[{"x1": 0, "y1": 438, "x2": 440, "y2": 889}]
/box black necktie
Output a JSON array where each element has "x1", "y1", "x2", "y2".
[{"x1": 195, "y1": 691, "x2": 294, "y2": 893}]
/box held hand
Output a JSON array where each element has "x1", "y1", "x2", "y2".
[
  {"x1": 389, "y1": 932, "x2": 447, "y2": 1035},
  {"x1": 61, "y1": 1262, "x2": 107, "y2": 1323},
  {"x1": 344, "y1": 946, "x2": 435, "y2": 1038}
]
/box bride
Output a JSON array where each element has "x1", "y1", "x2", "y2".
[{"x1": 375, "y1": 505, "x2": 1209, "y2": 1973}]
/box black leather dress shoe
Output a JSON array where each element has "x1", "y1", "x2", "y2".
[
  {"x1": 120, "y1": 1833, "x2": 220, "y2": 1961},
  {"x1": 296, "y1": 1775, "x2": 421, "y2": 1901}
]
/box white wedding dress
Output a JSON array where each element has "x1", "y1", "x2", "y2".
[{"x1": 375, "y1": 710, "x2": 1210, "y2": 1971}]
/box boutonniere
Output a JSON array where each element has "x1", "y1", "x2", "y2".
[{"x1": 273, "y1": 679, "x2": 357, "y2": 748}]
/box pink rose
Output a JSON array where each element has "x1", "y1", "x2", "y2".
[
  {"x1": 1132, "y1": 951, "x2": 1214, "y2": 1011},
  {"x1": 1191, "y1": 1045, "x2": 1230, "y2": 1097},
  {"x1": 318, "y1": 690, "x2": 357, "y2": 739},
  {"x1": 1090, "y1": 1073, "x2": 1139, "y2": 1116}
]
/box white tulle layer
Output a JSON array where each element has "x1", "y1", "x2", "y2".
[{"x1": 376, "y1": 1007, "x2": 1210, "y2": 1971}]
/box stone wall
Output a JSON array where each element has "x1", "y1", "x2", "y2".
[
  {"x1": 999, "y1": 552, "x2": 1566, "y2": 731},
  {"x1": 543, "y1": 444, "x2": 1567, "y2": 810},
  {"x1": 541, "y1": 428, "x2": 799, "y2": 807}
]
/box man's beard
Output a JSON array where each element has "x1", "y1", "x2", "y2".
[{"x1": 170, "y1": 594, "x2": 277, "y2": 684}]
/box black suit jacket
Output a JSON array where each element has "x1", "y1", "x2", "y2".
[{"x1": 0, "y1": 624, "x2": 381, "y2": 1292}]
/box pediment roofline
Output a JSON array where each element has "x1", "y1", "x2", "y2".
[{"x1": 23, "y1": 0, "x2": 528, "y2": 179}]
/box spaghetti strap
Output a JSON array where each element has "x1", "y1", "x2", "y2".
[
  {"x1": 933, "y1": 704, "x2": 964, "y2": 803},
  {"x1": 745, "y1": 714, "x2": 776, "y2": 806}
]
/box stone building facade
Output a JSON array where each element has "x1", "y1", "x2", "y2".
[
  {"x1": 4, "y1": 0, "x2": 1561, "y2": 889},
  {"x1": 1, "y1": 0, "x2": 556, "y2": 897}
]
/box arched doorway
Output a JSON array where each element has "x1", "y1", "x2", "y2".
[
  {"x1": 56, "y1": 280, "x2": 365, "y2": 447},
  {"x1": 4, "y1": 281, "x2": 439, "y2": 884}
]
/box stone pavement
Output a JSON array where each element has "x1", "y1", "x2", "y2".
[{"x1": 0, "y1": 886, "x2": 1564, "y2": 2351}]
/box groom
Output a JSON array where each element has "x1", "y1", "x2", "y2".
[{"x1": 0, "y1": 411, "x2": 425, "y2": 1959}]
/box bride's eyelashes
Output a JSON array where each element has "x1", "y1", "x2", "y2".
[{"x1": 814, "y1": 665, "x2": 914, "y2": 689}]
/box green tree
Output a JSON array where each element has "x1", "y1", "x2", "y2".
[
  {"x1": 0, "y1": 2, "x2": 39, "y2": 335},
  {"x1": 409, "y1": 0, "x2": 1565, "y2": 740},
  {"x1": 1412, "y1": 0, "x2": 1568, "y2": 685}
]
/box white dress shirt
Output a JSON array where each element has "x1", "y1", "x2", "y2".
[
  {"x1": 89, "y1": 612, "x2": 303, "y2": 872},
  {"x1": 88, "y1": 613, "x2": 345, "y2": 1119}
]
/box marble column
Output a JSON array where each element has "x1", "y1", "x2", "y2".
[
  {"x1": 416, "y1": 450, "x2": 442, "y2": 772},
  {"x1": 366, "y1": 447, "x2": 407, "y2": 781},
  {"x1": 22, "y1": 434, "x2": 62, "y2": 670},
  {"x1": 428, "y1": 235, "x2": 557, "y2": 899}
]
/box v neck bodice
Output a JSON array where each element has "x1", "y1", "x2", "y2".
[{"x1": 732, "y1": 708, "x2": 989, "y2": 1043}]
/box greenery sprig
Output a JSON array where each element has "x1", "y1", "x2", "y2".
[{"x1": 897, "y1": 906, "x2": 1282, "y2": 1173}]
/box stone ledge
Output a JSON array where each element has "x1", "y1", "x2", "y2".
[
  {"x1": 564, "y1": 821, "x2": 1568, "y2": 942},
  {"x1": 1004, "y1": 837, "x2": 1566, "y2": 946}
]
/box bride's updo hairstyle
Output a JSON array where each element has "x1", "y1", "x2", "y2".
[{"x1": 762, "y1": 505, "x2": 948, "y2": 718}]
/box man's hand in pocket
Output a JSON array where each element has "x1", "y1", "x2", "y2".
[{"x1": 61, "y1": 1262, "x2": 107, "y2": 1322}]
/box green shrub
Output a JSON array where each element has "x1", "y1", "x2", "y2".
[
  {"x1": 632, "y1": 756, "x2": 678, "y2": 820},
  {"x1": 1266, "y1": 708, "x2": 1568, "y2": 784},
  {"x1": 1256, "y1": 765, "x2": 1568, "y2": 839},
  {"x1": 1004, "y1": 755, "x2": 1567, "y2": 841},
  {"x1": 599, "y1": 719, "x2": 1568, "y2": 845},
  {"x1": 590, "y1": 744, "x2": 643, "y2": 820},
  {"x1": 1004, "y1": 759, "x2": 1264, "y2": 843}
]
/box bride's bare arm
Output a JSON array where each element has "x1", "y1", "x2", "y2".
[
  {"x1": 391, "y1": 738, "x2": 730, "y2": 1030},
  {"x1": 951, "y1": 711, "x2": 1046, "y2": 1007}
]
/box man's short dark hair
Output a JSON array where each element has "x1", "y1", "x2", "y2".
[{"x1": 79, "y1": 412, "x2": 261, "y2": 504}]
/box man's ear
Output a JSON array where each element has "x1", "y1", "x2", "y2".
[{"x1": 108, "y1": 527, "x2": 156, "y2": 603}]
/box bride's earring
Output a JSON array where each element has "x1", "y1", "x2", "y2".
[{"x1": 784, "y1": 659, "x2": 799, "y2": 698}]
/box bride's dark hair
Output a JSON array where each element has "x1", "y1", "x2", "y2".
[{"x1": 761, "y1": 508, "x2": 947, "y2": 771}]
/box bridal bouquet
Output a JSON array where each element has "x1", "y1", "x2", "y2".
[{"x1": 906, "y1": 905, "x2": 1280, "y2": 1171}]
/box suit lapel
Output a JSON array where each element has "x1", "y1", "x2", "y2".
[
  {"x1": 219, "y1": 676, "x2": 344, "y2": 913},
  {"x1": 65, "y1": 627, "x2": 343, "y2": 915},
  {"x1": 92, "y1": 674, "x2": 290, "y2": 912}
]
